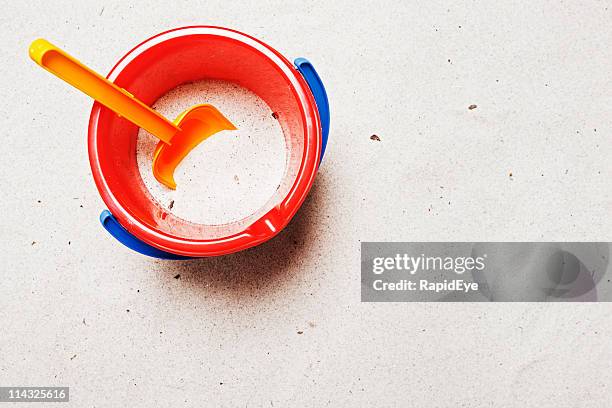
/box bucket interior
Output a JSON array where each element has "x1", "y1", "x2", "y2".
[{"x1": 93, "y1": 32, "x2": 307, "y2": 240}]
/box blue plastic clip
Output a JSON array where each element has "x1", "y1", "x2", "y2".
[
  {"x1": 99, "y1": 210, "x2": 188, "y2": 259},
  {"x1": 294, "y1": 57, "x2": 330, "y2": 160}
]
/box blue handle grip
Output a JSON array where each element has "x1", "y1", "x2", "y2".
[
  {"x1": 294, "y1": 57, "x2": 330, "y2": 160},
  {"x1": 99, "y1": 210, "x2": 188, "y2": 259},
  {"x1": 100, "y1": 58, "x2": 330, "y2": 259}
]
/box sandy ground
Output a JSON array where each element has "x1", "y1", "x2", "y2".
[
  {"x1": 1, "y1": 1, "x2": 611, "y2": 406},
  {"x1": 136, "y1": 80, "x2": 286, "y2": 225}
]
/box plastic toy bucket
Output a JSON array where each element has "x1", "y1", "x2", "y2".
[{"x1": 88, "y1": 26, "x2": 329, "y2": 258}]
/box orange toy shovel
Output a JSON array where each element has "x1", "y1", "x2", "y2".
[{"x1": 29, "y1": 38, "x2": 236, "y2": 189}]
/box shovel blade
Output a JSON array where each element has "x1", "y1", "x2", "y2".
[{"x1": 152, "y1": 104, "x2": 236, "y2": 189}]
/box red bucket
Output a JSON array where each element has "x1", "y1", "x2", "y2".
[{"x1": 88, "y1": 26, "x2": 322, "y2": 257}]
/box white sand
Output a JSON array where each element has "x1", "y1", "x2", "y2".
[{"x1": 136, "y1": 80, "x2": 287, "y2": 225}]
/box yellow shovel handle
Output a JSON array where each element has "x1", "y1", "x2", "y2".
[{"x1": 29, "y1": 38, "x2": 178, "y2": 144}]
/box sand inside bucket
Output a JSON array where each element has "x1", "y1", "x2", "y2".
[{"x1": 136, "y1": 80, "x2": 287, "y2": 225}]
